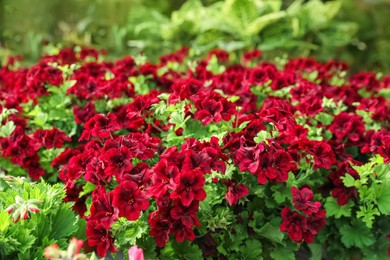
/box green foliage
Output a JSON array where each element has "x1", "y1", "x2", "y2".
[
  {"x1": 340, "y1": 219, "x2": 375, "y2": 248},
  {"x1": 324, "y1": 197, "x2": 353, "y2": 219},
  {"x1": 340, "y1": 156, "x2": 390, "y2": 228},
  {"x1": 0, "y1": 178, "x2": 80, "y2": 259}
]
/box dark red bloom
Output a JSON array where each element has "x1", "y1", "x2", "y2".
[
  {"x1": 103, "y1": 147, "x2": 133, "y2": 178},
  {"x1": 149, "y1": 158, "x2": 180, "y2": 198},
  {"x1": 291, "y1": 187, "x2": 321, "y2": 215},
  {"x1": 86, "y1": 219, "x2": 116, "y2": 257},
  {"x1": 170, "y1": 170, "x2": 206, "y2": 207},
  {"x1": 112, "y1": 180, "x2": 149, "y2": 221},
  {"x1": 280, "y1": 207, "x2": 308, "y2": 243},
  {"x1": 300, "y1": 141, "x2": 336, "y2": 170},
  {"x1": 170, "y1": 200, "x2": 201, "y2": 228},
  {"x1": 80, "y1": 113, "x2": 121, "y2": 141},
  {"x1": 149, "y1": 214, "x2": 172, "y2": 248},
  {"x1": 32, "y1": 127, "x2": 71, "y2": 149},
  {"x1": 224, "y1": 180, "x2": 249, "y2": 206},
  {"x1": 89, "y1": 187, "x2": 119, "y2": 224},
  {"x1": 171, "y1": 220, "x2": 197, "y2": 243}
]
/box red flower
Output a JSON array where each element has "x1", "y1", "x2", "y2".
[
  {"x1": 149, "y1": 158, "x2": 180, "y2": 198},
  {"x1": 89, "y1": 188, "x2": 119, "y2": 224},
  {"x1": 171, "y1": 220, "x2": 196, "y2": 243},
  {"x1": 149, "y1": 214, "x2": 172, "y2": 248},
  {"x1": 80, "y1": 113, "x2": 121, "y2": 141},
  {"x1": 280, "y1": 207, "x2": 308, "y2": 243},
  {"x1": 307, "y1": 209, "x2": 326, "y2": 236},
  {"x1": 112, "y1": 180, "x2": 150, "y2": 221},
  {"x1": 170, "y1": 200, "x2": 201, "y2": 228},
  {"x1": 86, "y1": 219, "x2": 116, "y2": 257},
  {"x1": 291, "y1": 187, "x2": 321, "y2": 215},
  {"x1": 300, "y1": 141, "x2": 336, "y2": 170},
  {"x1": 170, "y1": 169, "x2": 206, "y2": 207},
  {"x1": 103, "y1": 147, "x2": 133, "y2": 178},
  {"x1": 224, "y1": 180, "x2": 249, "y2": 206}
]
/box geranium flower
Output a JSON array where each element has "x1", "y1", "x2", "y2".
[
  {"x1": 89, "y1": 188, "x2": 119, "y2": 224},
  {"x1": 86, "y1": 219, "x2": 116, "y2": 257},
  {"x1": 224, "y1": 180, "x2": 249, "y2": 206},
  {"x1": 170, "y1": 200, "x2": 201, "y2": 228},
  {"x1": 103, "y1": 147, "x2": 133, "y2": 178},
  {"x1": 112, "y1": 180, "x2": 149, "y2": 221},
  {"x1": 149, "y1": 216, "x2": 172, "y2": 248},
  {"x1": 291, "y1": 187, "x2": 321, "y2": 215},
  {"x1": 280, "y1": 207, "x2": 308, "y2": 243},
  {"x1": 170, "y1": 169, "x2": 206, "y2": 207},
  {"x1": 149, "y1": 158, "x2": 180, "y2": 198}
]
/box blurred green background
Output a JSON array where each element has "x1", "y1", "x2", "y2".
[{"x1": 0, "y1": 0, "x2": 389, "y2": 73}]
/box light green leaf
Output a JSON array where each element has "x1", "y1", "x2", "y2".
[
  {"x1": 314, "y1": 112, "x2": 334, "y2": 125},
  {"x1": 341, "y1": 174, "x2": 356, "y2": 188},
  {"x1": 0, "y1": 121, "x2": 16, "y2": 137},
  {"x1": 254, "y1": 130, "x2": 271, "y2": 144},
  {"x1": 324, "y1": 197, "x2": 353, "y2": 219},
  {"x1": 245, "y1": 11, "x2": 286, "y2": 36}
]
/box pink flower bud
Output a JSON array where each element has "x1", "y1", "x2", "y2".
[
  {"x1": 22, "y1": 211, "x2": 29, "y2": 220},
  {"x1": 12, "y1": 209, "x2": 21, "y2": 223},
  {"x1": 128, "y1": 245, "x2": 144, "y2": 260},
  {"x1": 43, "y1": 244, "x2": 59, "y2": 259},
  {"x1": 5, "y1": 206, "x2": 14, "y2": 214},
  {"x1": 69, "y1": 237, "x2": 84, "y2": 255},
  {"x1": 28, "y1": 205, "x2": 40, "y2": 213}
]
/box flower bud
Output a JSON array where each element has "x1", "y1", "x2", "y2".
[
  {"x1": 5, "y1": 205, "x2": 14, "y2": 214},
  {"x1": 12, "y1": 209, "x2": 21, "y2": 223},
  {"x1": 28, "y1": 205, "x2": 40, "y2": 213},
  {"x1": 22, "y1": 210, "x2": 29, "y2": 220},
  {"x1": 43, "y1": 244, "x2": 60, "y2": 259},
  {"x1": 128, "y1": 245, "x2": 144, "y2": 260}
]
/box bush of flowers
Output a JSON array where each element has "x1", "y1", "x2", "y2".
[{"x1": 1, "y1": 47, "x2": 390, "y2": 259}]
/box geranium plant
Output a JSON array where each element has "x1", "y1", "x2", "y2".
[{"x1": 1, "y1": 46, "x2": 389, "y2": 259}]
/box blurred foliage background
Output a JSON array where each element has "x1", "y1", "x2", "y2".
[{"x1": 0, "y1": 0, "x2": 389, "y2": 73}]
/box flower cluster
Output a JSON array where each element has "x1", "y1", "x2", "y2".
[
  {"x1": 1, "y1": 46, "x2": 390, "y2": 258},
  {"x1": 280, "y1": 187, "x2": 326, "y2": 243}
]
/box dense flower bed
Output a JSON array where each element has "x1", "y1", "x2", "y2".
[{"x1": 1, "y1": 47, "x2": 390, "y2": 259}]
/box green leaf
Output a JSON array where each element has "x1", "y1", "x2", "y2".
[
  {"x1": 169, "y1": 110, "x2": 189, "y2": 130},
  {"x1": 256, "y1": 220, "x2": 285, "y2": 244},
  {"x1": 341, "y1": 174, "x2": 356, "y2": 188},
  {"x1": 79, "y1": 182, "x2": 96, "y2": 198},
  {"x1": 314, "y1": 112, "x2": 334, "y2": 125},
  {"x1": 171, "y1": 240, "x2": 203, "y2": 260},
  {"x1": 324, "y1": 197, "x2": 353, "y2": 219},
  {"x1": 240, "y1": 239, "x2": 262, "y2": 260},
  {"x1": 356, "y1": 204, "x2": 380, "y2": 228},
  {"x1": 375, "y1": 181, "x2": 390, "y2": 214},
  {"x1": 245, "y1": 11, "x2": 286, "y2": 36},
  {"x1": 308, "y1": 243, "x2": 323, "y2": 260},
  {"x1": 0, "y1": 121, "x2": 16, "y2": 137},
  {"x1": 340, "y1": 220, "x2": 375, "y2": 248},
  {"x1": 0, "y1": 210, "x2": 10, "y2": 232},
  {"x1": 254, "y1": 130, "x2": 271, "y2": 144},
  {"x1": 12, "y1": 228, "x2": 36, "y2": 254},
  {"x1": 49, "y1": 204, "x2": 78, "y2": 240},
  {"x1": 222, "y1": 0, "x2": 258, "y2": 32},
  {"x1": 270, "y1": 245, "x2": 296, "y2": 260}
]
